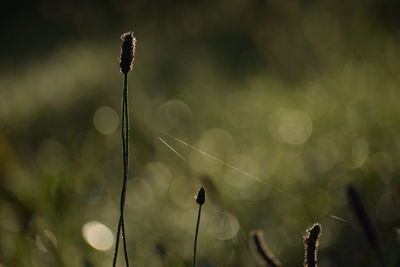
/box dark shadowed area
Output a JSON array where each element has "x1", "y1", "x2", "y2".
[{"x1": 1, "y1": 0, "x2": 400, "y2": 266}]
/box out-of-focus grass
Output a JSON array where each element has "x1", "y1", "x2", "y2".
[{"x1": 1, "y1": 0, "x2": 400, "y2": 266}]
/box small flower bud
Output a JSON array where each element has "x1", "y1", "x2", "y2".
[
  {"x1": 119, "y1": 31, "x2": 136, "y2": 74},
  {"x1": 196, "y1": 187, "x2": 206, "y2": 205}
]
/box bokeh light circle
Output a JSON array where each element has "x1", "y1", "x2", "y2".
[
  {"x1": 82, "y1": 221, "x2": 113, "y2": 251},
  {"x1": 93, "y1": 106, "x2": 119, "y2": 135},
  {"x1": 277, "y1": 110, "x2": 313, "y2": 145}
]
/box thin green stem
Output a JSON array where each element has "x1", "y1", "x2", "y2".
[
  {"x1": 193, "y1": 205, "x2": 202, "y2": 267},
  {"x1": 113, "y1": 73, "x2": 130, "y2": 267},
  {"x1": 112, "y1": 217, "x2": 122, "y2": 266},
  {"x1": 122, "y1": 73, "x2": 130, "y2": 266}
]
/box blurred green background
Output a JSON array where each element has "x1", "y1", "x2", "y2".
[{"x1": 1, "y1": 0, "x2": 400, "y2": 266}]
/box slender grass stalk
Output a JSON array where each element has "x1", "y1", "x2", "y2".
[
  {"x1": 303, "y1": 223, "x2": 321, "y2": 267},
  {"x1": 193, "y1": 187, "x2": 206, "y2": 267},
  {"x1": 250, "y1": 230, "x2": 281, "y2": 267},
  {"x1": 346, "y1": 184, "x2": 385, "y2": 267},
  {"x1": 113, "y1": 72, "x2": 130, "y2": 267},
  {"x1": 112, "y1": 31, "x2": 136, "y2": 267}
]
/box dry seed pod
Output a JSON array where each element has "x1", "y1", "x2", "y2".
[
  {"x1": 303, "y1": 223, "x2": 321, "y2": 267},
  {"x1": 196, "y1": 187, "x2": 206, "y2": 205},
  {"x1": 119, "y1": 31, "x2": 137, "y2": 74},
  {"x1": 250, "y1": 230, "x2": 281, "y2": 267}
]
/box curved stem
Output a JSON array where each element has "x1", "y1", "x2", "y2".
[
  {"x1": 122, "y1": 73, "x2": 130, "y2": 266},
  {"x1": 112, "y1": 216, "x2": 122, "y2": 266},
  {"x1": 193, "y1": 205, "x2": 202, "y2": 267},
  {"x1": 113, "y1": 73, "x2": 130, "y2": 267}
]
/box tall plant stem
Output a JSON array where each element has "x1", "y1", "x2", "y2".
[
  {"x1": 193, "y1": 205, "x2": 202, "y2": 267},
  {"x1": 113, "y1": 73, "x2": 130, "y2": 267}
]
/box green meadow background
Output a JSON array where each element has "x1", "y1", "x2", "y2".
[{"x1": 1, "y1": 0, "x2": 400, "y2": 266}]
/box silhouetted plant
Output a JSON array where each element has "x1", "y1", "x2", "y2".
[
  {"x1": 250, "y1": 230, "x2": 281, "y2": 267},
  {"x1": 193, "y1": 187, "x2": 206, "y2": 267},
  {"x1": 303, "y1": 223, "x2": 321, "y2": 267},
  {"x1": 112, "y1": 31, "x2": 137, "y2": 267}
]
